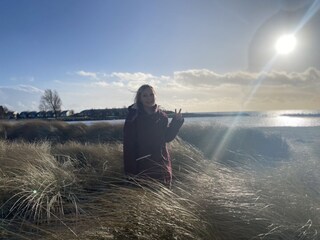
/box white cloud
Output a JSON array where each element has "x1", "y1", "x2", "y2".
[
  {"x1": 112, "y1": 82, "x2": 125, "y2": 87},
  {"x1": 111, "y1": 72, "x2": 155, "y2": 82},
  {"x1": 72, "y1": 70, "x2": 171, "y2": 90},
  {"x1": 92, "y1": 81, "x2": 110, "y2": 87},
  {"x1": 0, "y1": 85, "x2": 43, "y2": 93},
  {"x1": 76, "y1": 70, "x2": 98, "y2": 79},
  {"x1": 9, "y1": 76, "x2": 35, "y2": 83},
  {"x1": 17, "y1": 101, "x2": 27, "y2": 108},
  {"x1": 16, "y1": 85, "x2": 43, "y2": 93}
]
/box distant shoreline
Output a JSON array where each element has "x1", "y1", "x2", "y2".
[
  {"x1": 1, "y1": 110, "x2": 320, "y2": 123},
  {"x1": 64, "y1": 112, "x2": 252, "y2": 121}
]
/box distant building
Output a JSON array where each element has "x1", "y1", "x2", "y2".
[
  {"x1": 45, "y1": 111, "x2": 55, "y2": 118},
  {"x1": 36, "y1": 111, "x2": 46, "y2": 118},
  {"x1": 27, "y1": 111, "x2": 37, "y2": 118},
  {"x1": 18, "y1": 111, "x2": 29, "y2": 119},
  {"x1": 60, "y1": 110, "x2": 73, "y2": 117},
  {"x1": 77, "y1": 108, "x2": 127, "y2": 119}
]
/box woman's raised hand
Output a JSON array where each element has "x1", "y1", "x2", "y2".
[{"x1": 174, "y1": 108, "x2": 183, "y2": 121}]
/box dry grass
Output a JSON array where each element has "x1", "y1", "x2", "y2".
[
  {"x1": 0, "y1": 140, "x2": 79, "y2": 223},
  {"x1": 0, "y1": 120, "x2": 123, "y2": 143},
  {"x1": 249, "y1": 155, "x2": 320, "y2": 239},
  {"x1": 52, "y1": 141, "x2": 124, "y2": 191},
  {"x1": 74, "y1": 181, "x2": 208, "y2": 240},
  {"x1": 0, "y1": 121, "x2": 320, "y2": 239}
]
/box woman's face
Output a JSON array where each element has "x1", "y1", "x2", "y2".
[{"x1": 140, "y1": 87, "x2": 156, "y2": 108}]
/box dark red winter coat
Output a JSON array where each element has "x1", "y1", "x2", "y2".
[{"x1": 123, "y1": 104, "x2": 184, "y2": 184}]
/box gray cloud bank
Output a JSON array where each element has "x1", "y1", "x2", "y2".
[
  {"x1": 173, "y1": 68, "x2": 320, "y2": 88},
  {"x1": 69, "y1": 68, "x2": 319, "y2": 112}
]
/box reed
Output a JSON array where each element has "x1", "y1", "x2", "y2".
[
  {"x1": 0, "y1": 140, "x2": 79, "y2": 223},
  {"x1": 0, "y1": 120, "x2": 123, "y2": 143}
]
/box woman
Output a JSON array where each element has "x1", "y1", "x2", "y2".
[{"x1": 123, "y1": 84, "x2": 184, "y2": 185}]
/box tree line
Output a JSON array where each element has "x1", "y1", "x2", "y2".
[{"x1": 0, "y1": 89, "x2": 177, "y2": 121}]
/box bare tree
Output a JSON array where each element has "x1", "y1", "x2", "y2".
[{"x1": 39, "y1": 89, "x2": 62, "y2": 118}]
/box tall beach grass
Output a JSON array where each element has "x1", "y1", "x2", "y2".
[{"x1": 0, "y1": 120, "x2": 319, "y2": 239}]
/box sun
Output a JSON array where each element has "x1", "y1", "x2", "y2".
[{"x1": 275, "y1": 34, "x2": 297, "y2": 55}]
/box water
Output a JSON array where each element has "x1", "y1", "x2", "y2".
[
  {"x1": 78, "y1": 110, "x2": 320, "y2": 127},
  {"x1": 184, "y1": 110, "x2": 320, "y2": 127},
  {"x1": 185, "y1": 111, "x2": 320, "y2": 162}
]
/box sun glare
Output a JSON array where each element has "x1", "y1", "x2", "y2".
[{"x1": 275, "y1": 34, "x2": 297, "y2": 55}]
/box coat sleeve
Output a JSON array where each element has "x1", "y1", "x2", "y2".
[
  {"x1": 165, "y1": 116, "x2": 184, "y2": 142},
  {"x1": 123, "y1": 117, "x2": 138, "y2": 176}
]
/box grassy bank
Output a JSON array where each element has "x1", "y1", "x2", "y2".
[{"x1": 0, "y1": 120, "x2": 319, "y2": 239}]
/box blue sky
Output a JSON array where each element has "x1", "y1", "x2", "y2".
[{"x1": 1, "y1": 0, "x2": 319, "y2": 112}]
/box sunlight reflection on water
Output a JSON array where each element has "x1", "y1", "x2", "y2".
[
  {"x1": 184, "y1": 116, "x2": 320, "y2": 127},
  {"x1": 271, "y1": 116, "x2": 316, "y2": 127}
]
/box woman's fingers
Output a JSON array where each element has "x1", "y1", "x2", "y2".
[{"x1": 174, "y1": 108, "x2": 183, "y2": 120}]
